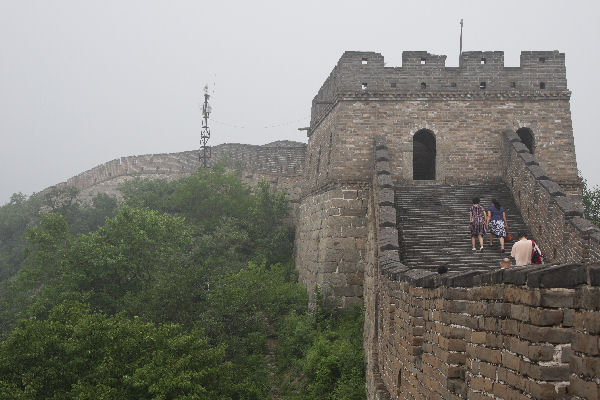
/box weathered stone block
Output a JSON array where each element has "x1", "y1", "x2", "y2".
[
  {"x1": 379, "y1": 206, "x2": 397, "y2": 227},
  {"x1": 526, "y1": 263, "x2": 586, "y2": 288},
  {"x1": 539, "y1": 179, "x2": 565, "y2": 196},
  {"x1": 529, "y1": 308, "x2": 563, "y2": 326},
  {"x1": 376, "y1": 173, "x2": 393, "y2": 188},
  {"x1": 375, "y1": 148, "x2": 389, "y2": 161},
  {"x1": 512, "y1": 141, "x2": 530, "y2": 153},
  {"x1": 519, "y1": 152, "x2": 539, "y2": 166},
  {"x1": 528, "y1": 164, "x2": 549, "y2": 180},
  {"x1": 377, "y1": 187, "x2": 395, "y2": 206},
  {"x1": 554, "y1": 196, "x2": 584, "y2": 217}
]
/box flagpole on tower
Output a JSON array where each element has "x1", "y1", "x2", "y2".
[{"x1": 459, "y1": 19, "x2": 464, "y2": 60}]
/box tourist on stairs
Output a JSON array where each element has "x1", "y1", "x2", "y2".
[
  {"x1": 469, "y1": 197, "x2": 486, "y2": 251},
  {"x1": 486, "y1": 198, "x2": 508, "y2": 252}
]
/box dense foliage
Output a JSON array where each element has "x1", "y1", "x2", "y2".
[
  {"x1": 582, "y1": 174, "x2": 600, "y2": 227},
  {"x1": 0, "y1": 167, "x2": 366, "y2": 399},
  {"x1": 0, "y1": 188, "x2": 119, "y2": 282}
]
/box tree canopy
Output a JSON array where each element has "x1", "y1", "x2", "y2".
[{"x1": 0, "y1": 166, "x2": 366, "y2": 399}]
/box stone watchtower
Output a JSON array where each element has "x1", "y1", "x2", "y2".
[{"x1": 295, "y1": 50, "x2": 581, "y2": 306}]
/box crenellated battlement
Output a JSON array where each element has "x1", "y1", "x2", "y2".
[{"x1": 311, "y1": 50, "x2": 567, "y2": 129}]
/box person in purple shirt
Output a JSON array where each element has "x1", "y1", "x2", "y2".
[
  {"x1": 469, "y1": 197, "x2": 486, "y2": 251},
  {"x1": 486, "y1": 198, "x2": 508, "y2": 253}
]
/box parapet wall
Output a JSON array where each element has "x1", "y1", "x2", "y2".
[
  {"x1": 305, "y1": 50, "x2": 579, "y2": 195},
  {"x1": 501, "y1": 130, "x2": 600, "y2": 264},
  {"x1": 312, "y1": 50, "x2": 567, "y2": 129},
  {"x1": 364, "y1": 138, "x2": 600, "y2": 400},
  {"x1": 41, "y1": 141, "x2": 306, "y2": 202}
]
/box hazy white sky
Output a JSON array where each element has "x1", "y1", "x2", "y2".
[{"x1": 1, "y1": 0, "x2": 599, "y2": 204}]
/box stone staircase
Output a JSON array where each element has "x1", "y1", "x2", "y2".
[{"x1": 395, "y1": 183, "x2": 531, "y2": 272}]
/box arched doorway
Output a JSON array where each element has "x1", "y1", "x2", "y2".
[
  {"x1": 413, "y1": 129, "x2": 436, "y2": 180},
  {"x1": 517, "y1": 127, "x2": 534, "y2": 154}
]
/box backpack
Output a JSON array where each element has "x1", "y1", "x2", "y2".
[{"x1": 531, "y1": 240, "x2": 544, "y2": 264}]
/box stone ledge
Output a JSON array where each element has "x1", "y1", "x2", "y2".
[
  {"x1": 589, "y1": 265, "x2": 600, "y2": 286},
  {"x1": 512, "y1": 141, "x2": 530, "y2": 154},
  {"x1": 520, "y1": 152, "x2": 539, "y2": 166},
  {"x1": 378, "y1": 188, "x2": 395, "y2": 206},
  {"x1": 379, "y1": 227, "x2": 399, "y2": 251},
  {"x1": 503, "y1": 129, "x2": 522, "y2": 143},
  {"x1": 502, "y1": 264, "x2": 550, "y2": 286},
  {"x1": 379, "y1": 206, "x2": 397, "y2": 228},
  {"x1": 376, "y1": 149, "x2": 390, "y2": 162},
  {"x1": 526, "y1": 264, "x2": 586, "y2": 288},
  {"x1": 539, "y1": 180, "x2": 566, "y2": 197},
  {"x1": 386, "y1": 265, "x2": 409, "y2": 280},
  {"x1": 398, "y1": 269, "x2": 438, "y2": 287},
  {"x1": 439, "y1": 270, "x2": 486, "y2": 287},
  {"x1": 570, "y1": 217, "x2": 600, "y2": 237},
  {"x1": 377, "y1": 174, "x2": 393, "y2": 189},
  {"x1": 528, "y1": 164, "x2": 549, "y2": 181},
  {"x1": 383, "y1": 263, "x2": 600, "y2": 288},
  {"x1": 554, "y1": 196, "x2": 584, "y2": 217},
  {"x1": 376, "y1": 160, "x2": 391, "y2": 174}
]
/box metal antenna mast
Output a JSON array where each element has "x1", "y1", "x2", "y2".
[{"x1": 200, "y1": 85, "x2": 212, "y2": 167}]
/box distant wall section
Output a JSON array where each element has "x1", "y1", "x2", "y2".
[{"x1": 41, "y1": 141, "x2": 307, "y2": 202}]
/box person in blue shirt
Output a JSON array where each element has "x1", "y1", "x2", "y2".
[{"x1": 486, "y1": 198, "x2": 508, "y2": 253}]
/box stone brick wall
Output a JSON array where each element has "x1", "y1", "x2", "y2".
[
  {"x1": 294, "y1": 184, "x2": 369, "y2": 307},
  {"x1": 370, "y1": 265, "x2": 600, "y2": 400},
  {"x1": 40, "y1": 141, "x2": 306, "y2": 202},
  {"x1": 306, "y1": 51, "x2": 579, "y2": 194},
  {"x1": 501, "y1": 130, "x2": 600, "y2": 264},
  {"x1": 365, "y1": 138, "x2": 600, "y2": 400}
]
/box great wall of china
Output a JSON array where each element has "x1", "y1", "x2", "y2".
[{"x1": 41, "y1": 50, "x2": 600, "y2": 399}]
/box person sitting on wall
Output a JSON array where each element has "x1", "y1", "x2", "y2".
[
  {"x1": 500, "y1": 257, "x2": 512, "y2": 269},
  {"x1": 510, "y1": 232, "x2": 533, "y2": 266},
  {"x1": 469, "y1": 197, "x2": 486, "y2": 251},
  {"x1": 486, "y1": 198, "x2": 508, "y2": 253}
]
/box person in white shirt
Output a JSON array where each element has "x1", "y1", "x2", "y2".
[{"x1": 510, "y1": 232, "x2": 533, "y2": 266}]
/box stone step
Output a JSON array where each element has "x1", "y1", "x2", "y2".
[{"x1": 395, "y1": 183, "x2": 530, "y2": 271}]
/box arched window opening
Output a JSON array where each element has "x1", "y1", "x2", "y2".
[
  {"x1": 517, "y1": 127, "x2": 534, "y2": 154},
  {"x1": 413, "y1": 129, "x2": 436, "y2": 180}
]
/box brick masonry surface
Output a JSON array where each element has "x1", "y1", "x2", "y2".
[
  {"x1": 306, "y1": 51, "x2": 580, "y2": 194},
  {"x1": 501, "y1": 130, "x2": 600, "y2": 265},
  {"x1": 295, "y1": 184, "x2": 370, "y2": 307},
  {"x1": 365, "y1": 138, "x2": 600, "y2": 399}
]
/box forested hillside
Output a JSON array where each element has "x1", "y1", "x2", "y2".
[{"x1": 0, "y1": 165, "x2": 366, "y2": 400}]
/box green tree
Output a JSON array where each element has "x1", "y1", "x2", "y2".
[
  {"x1": 0, "y1": 189, "x2": 118, "y2": 283},
  {"x1": 276, "y1": 302, "x2": 366, "y2": 400},
  {"x1": 200, "y1": 261, "x2": 308, "y2": 399},
  {"x1": 581, "y1": 174, "x2": 600, "y2": 227},
  {"x1": 0, "y1": 301, "x2": 233, "y2": 400}
]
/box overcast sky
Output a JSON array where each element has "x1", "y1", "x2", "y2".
[{"x1": 1, "y1": 0, "x2": 598, "y2": 204}]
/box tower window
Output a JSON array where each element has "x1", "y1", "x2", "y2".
[
  {"x1": 480, "y1": 82, "x2": 486, "y2": 89},
  {"x1": 391, "y1": 82, "x2": 397, "y2": 88},
  {"x1": 450, "y1": 82, "x2": 457, "y2": 87},
  {"x1": 481, "y1": 58, "x2": 486, "y2": 64},
  {"x1": 362, "y1": 58, "x2": 368, "y2": 65},
  {"x1": 539, "y1": 57, "x2": 546, "y2": 63},
  {"x1": 511, "y1": 82, "x2": 517, "y2": 88},
  {"x1": 361, "y1": 83, "x2": 367, "y2": 90},
  {"x1": 420, "y1": 58, "x2": 426, "y2": 65},
  {"x1": 539, "y1": 82, "x2": 546, "y2": 89},
  {"x1": 420, "y1": 82, "x2": 426, "y2": 89}
]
